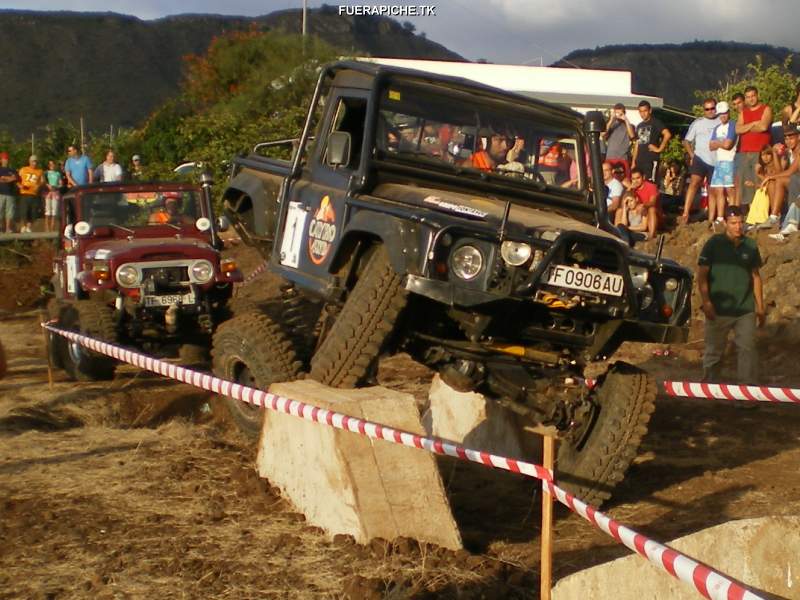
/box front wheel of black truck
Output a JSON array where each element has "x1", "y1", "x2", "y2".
[
  {"x1": 309, "y1": 244, "x2": 407, "y2": 388},
  {"x1": 555, "y1": 362, "x2": 656, "y2": 506},
  {"x1": 212, "y1": 311, "x2": 303, "y2": 438}
]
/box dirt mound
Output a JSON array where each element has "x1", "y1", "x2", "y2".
[{"x1": 0, "y1": 241, "x2": 54, "y2": 313}]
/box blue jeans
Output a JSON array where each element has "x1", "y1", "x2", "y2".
[{"x1": 782, "y1": 202, "x2": 800, "y2": 229}]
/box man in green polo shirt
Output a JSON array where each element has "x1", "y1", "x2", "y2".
[{"x1": 697, "y1": 205, "x2": 765, "y2": 383}]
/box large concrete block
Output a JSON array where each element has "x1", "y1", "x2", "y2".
[
  {"x1": 425, "y1": 374, "x2": 531, "y2": 460},
  {"x1": 553, "y1": 516, "x2": 800, "y2": 600},
  {"x1": 257, "y1": 379, "x2": 462, "y2": 550}
]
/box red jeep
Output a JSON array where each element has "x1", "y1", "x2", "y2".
[{"x1": 47, "y1": 178, "x2": 242, "y2": 380}]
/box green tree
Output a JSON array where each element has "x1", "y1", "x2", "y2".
[{"x1": 695, "y1": 55, "x2": 799, "y2": 119}]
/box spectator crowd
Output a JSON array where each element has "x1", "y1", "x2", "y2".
[
  {"x1": 601, "y1": 84, "x2": 800, "y2": 243},
  {"x1": 0, "y1": 146, "x2": 145, "y2": 233}
]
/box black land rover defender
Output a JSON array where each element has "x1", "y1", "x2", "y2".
[{"x1": 214, "y1": 61, "x2": 691, "y2": 504}]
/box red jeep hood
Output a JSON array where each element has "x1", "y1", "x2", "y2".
[{"x1": 84, "y1": 238, "x2": 217, "y2": 263}]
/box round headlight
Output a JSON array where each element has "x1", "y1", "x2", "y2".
[
  {"x1": 450, "y1": 245, "x2": 483, "y2": 280},
  {"x1": 664, "y1": 277, "x2": 679, "y2": 292},
  {"x1": 191, "y1": 260, "x2": 214, "y2": 283},
  {"x1": 628, "y1": 265, "x2": 649, "y2": 290},
  {"x1": 500, "y1": 241, "x2": 532, "y2": 267},
  {"x1": 639, "y1": 283, "x2": 654, "y2": 309},
  {"x1": 116, "y1": 265, "x2": 140, "y2": 287}
]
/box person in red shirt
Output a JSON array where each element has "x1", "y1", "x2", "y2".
[
  {"x1": 630, "y1": 168, "x2": 662, "y2": 240},
  {"x1": 735, "y1": 86, "x2": 773, "y2": 216}
]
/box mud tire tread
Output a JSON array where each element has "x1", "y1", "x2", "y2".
[
  {"x1": 211, "y1": 311, "x2": 302, "y2": 438},
  {"x1": 309, "y1": 245, "x2": 407, "y2": 388},
  {"x1": 60, "y1": 300, "x2": 118, "y2": 381},
  {"x1": 556, "y1": 361, "x2": 656, "y2": 506}
]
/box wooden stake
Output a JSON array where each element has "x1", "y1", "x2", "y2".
[
  {"x1": 41, "y1": 313, "x2": 53, "y2": 390},
  {"x1": 540, "y1": 435, "x2": 556, "y2": 600}
]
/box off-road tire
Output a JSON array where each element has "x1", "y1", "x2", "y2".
[
  {"x1": 59, "y1": 300, "x2": 118, "y2": 381},
  {"x1": 309, "y1": 245, "x2": 407, "y2": 388},
  {"x1": 212, "y1": 311, "x2": 302, "y2": 438},
  {"x1": 555, "y1": 362, "x2": 656, "y2": 506}
]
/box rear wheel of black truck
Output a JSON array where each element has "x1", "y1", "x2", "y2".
[
  {"x1": 211, "y1": 311, "x2": 303, "y2": 438},
  {"x1": 555, "y1": 362, "x2": 656, "y2": 506},
  {"x1": 309, "y1": 244, "x2": 407, "y2": 388}
]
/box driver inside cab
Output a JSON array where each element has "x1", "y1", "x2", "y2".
[
  {"x1": 148, "y1": 192, "x2": 193, "y2": 225},
  {"x1": 469, "y1": 128, "x2": 526, "y2": 175}
]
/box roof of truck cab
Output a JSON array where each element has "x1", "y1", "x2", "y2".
[
  {"x1": 64, "y1": 182, "x2": 201, "y2": 197},
  {"x1": 329, "y1": 60, "x2": 584, "y2": 122}
]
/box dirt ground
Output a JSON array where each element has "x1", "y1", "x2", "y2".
[{"x1": 2, "y1": 232, "x2": 800, "y2": 599}]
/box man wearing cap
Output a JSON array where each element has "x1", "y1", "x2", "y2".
[
  {"x1": 0, "y1": 152, "x2": 17, "y2": 233},
  {"x1": 707, "y1": 101, "x2": 737, "y2": 226},
  {"x1": 65, "y1": 145, "x2": 93, "y2": 187},
  {"x1": 17, "y1": 155, "x2": 44, "y2": 233},
  {"x1": 678, "y1": 98, "x2": 720, "y2": 224},
  {"x1": 603, "y1": 103, "x2": 635, "y2": 177},
  {"x1": 697, "y1": 205, "x2": 764, "y2": 384},
  {"x1": 129, "y1": 155, "x2": 144, "y2": 180}
]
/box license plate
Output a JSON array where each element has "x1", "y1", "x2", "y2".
[
  {"x1": 544, "y1": 265, "x2": 624, "y2": 297},
  {"x1": 143, "y1": 292, "x2": 196, "y2": 307}
]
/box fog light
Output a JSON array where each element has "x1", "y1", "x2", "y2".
[
  {"x1": 664, "y1": 277, "x2": 679, "y2": 291},
  {"x1": 450, "y1": 245, "x2": 483, "y2": 280},
  {"x1": 116, "y1": 265, "x2": 140, "y2": 287},
  {"x1": 500, "y1": 241, "x2": 532, "y2": 266}
]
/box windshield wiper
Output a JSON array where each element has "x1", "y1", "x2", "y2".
[{"x1": 162, "y1": 222, "x2": 181, "y2": 231}]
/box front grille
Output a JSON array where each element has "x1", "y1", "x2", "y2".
[{"x1": 142, "y1": 266, "x2": 189, "y2": 285}]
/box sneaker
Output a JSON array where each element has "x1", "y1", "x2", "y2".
[
  {"x1": 768, "y1": 233, "x2": 786, "y2": 242},
  {"x1": 768, "y1": 214, "x2": 780, "y2": 227},
  {"x1": 780, "y1": 223, "x2": 798, "y2": 236}
]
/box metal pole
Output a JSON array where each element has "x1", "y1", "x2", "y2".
[
  {"x1": 302, "y1": 0, "x2": 307, "y2": 36},
  {"x1": 540, "y1": 436, "x2": 556, "y2": 600},
  {"x1": 80, "y1": 117, "x2": 85, "y2": 153},
  {"x1": 31, "y1": 133, "x2": 35, "y2": 155}
]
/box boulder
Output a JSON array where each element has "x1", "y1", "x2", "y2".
[
  {"x1": 552, "y1": 516, "x2": 800, "y2": 599},
  {"x1": 257, "y1": 379, "x2": 462, "y2": 550}
]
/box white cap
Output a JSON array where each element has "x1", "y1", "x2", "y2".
[{"x1": 716, "y1": 101, "x2": 729, "y2": 114}]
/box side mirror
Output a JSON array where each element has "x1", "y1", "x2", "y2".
[
  {"x1": 74, "y1": 221, "x2": 92, "y2": 236},
  {"x1": 195, "y1": 217, "x2": 212, "y2": 232},
  {"x1": 64, "y1": 224, "x2": 75, "y2": 239},
  {"x1": 326, "y1": 131, "x2": 351, "y2": 168},
  {"x1": 217, "y1": 216, "x2": 230, "y2": 232}
]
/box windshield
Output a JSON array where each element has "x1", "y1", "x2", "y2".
[
  {"x1": 376, "y1": 82, "x2": 586, "y2": 191},
  {"x1": 78, "y1": 191, "x2": 202, "y2": 229}
]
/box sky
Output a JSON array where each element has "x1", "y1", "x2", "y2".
[{"x1": 2, "y1": 0, "x2": 798, "y2": 64}]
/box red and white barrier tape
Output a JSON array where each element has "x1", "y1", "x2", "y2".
[
  {"x1": 42, "y1": 324, "x2": 551, "y2": 482},
  {"x1": 664, "y1": 380, "x2": 800, "y2": 404},
  {"x1": 239, "y1": 261, "x2": 268, "y2": 287},
  {"x1": 43, "y1": 323, "x2": 767, "y2": 600},
  {"x1": 543, "y1": 481, "x2": 763, "y2": 600}
]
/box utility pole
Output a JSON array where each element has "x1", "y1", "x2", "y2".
[
  {"x1": 31, "y1": 133, "x2": 34, "y2": 155},
  {"x1": 80, "y1": 116, "x2": 85, "y2": 153},
  {"x1": 302, "y1": 0, "x2": 307, "y2": 55}
]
